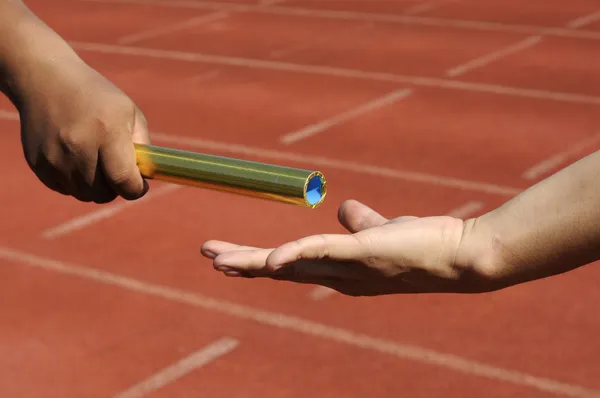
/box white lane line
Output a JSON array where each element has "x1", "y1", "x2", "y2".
[
  {"x1": 445, "y1": 201, "x2": 485, "y2": 219},
  {"x1": 1, "y1": 247, "x2": 598, "y2": 398},
  {"x1": 566, "y1": 11, "x2": 600, "y2": 29},
  {"x1": 115, "y1": 337, "x2": 239, "y2": 398},
  {"x1": 0, "y1": 109, "x2": 19, "y2": 121},
  {"x1": 281, "y1": 89, "x2": 412, "y2": 144},
  {"x1": 0, "y1": 111, "x2": 523, "y2": 197},
  {"x1": 68, "y1": 41, "x2": 600, "y2": 106},
  {"x1": 77, "y1": 0, "x2": 600, "y2": 41},
  {"x1": 403, "y1": 0, "x2": 454, "y2": 16},
  {"x1": 259, "y1": 0, "x2": 287, "y2": 5},
  {"x1": 149, "y1": 131, "x2": 521, "y2": 196},
  {"x1": 522, "y1": 132, "x2": 600, "y2": 181},
  {"x1": 117, "y1": 11, "x2": 229, "y2": 45},
  {"x1": 447, "y1": 35, "x2": 543, "y2": 78},
  {"x1": 447, "y1": 9, "x2": 600, "y2": 78},
  {"x1": 41, "y1": 184, "x2": 181, "y2": 240}
]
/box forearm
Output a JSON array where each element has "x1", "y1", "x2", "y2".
[
  {"x1": 459, "y1": 149, "x2": 600, "y2": 287},
  {"x1": 0, "y1": 0, "x2": 83, "y2": 108}
]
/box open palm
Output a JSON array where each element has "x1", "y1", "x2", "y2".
[{"x1": 201, "y1": 200, "x2": 496, "y2": 296}]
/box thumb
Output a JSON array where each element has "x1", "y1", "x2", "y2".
[
  {"x1": 99, "y1": 109, "x2": 149, "y2": 201},
  {"x1": 338, "y1": 199, "x2": 388, "y2": 233},
  {"x1": 131, "y1": 107, "x2": 151, "y2": 145}
]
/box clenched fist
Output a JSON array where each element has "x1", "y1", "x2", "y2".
[{"x1": 18, "y1": 61, "x2": 150, "y2": 203}]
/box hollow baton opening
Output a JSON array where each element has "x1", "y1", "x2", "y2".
[{"x1": 305, "y1": 172, "x2": 327, "y2": 208}]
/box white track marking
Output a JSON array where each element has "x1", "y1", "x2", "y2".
[
  {"x1": 0, "y1": 110, "x2": 524, "y2": 197},
  {"x1": 0, "y1": 109, "x2": 19, "y2": 121},
  {"x1": 566, "y1": 11, "x2": 600, "y2": 29},
  {"x1": 404, "y1": 0, "x2": 454, "y2": 16},
  {"x1": 445, "y1": 201, "x2": 485, "y2": 219},
  {"x1": 1, "y1": 247, "x2": 599, "y2": 398},
  {"x1": 446, "y1": 9, "x2": 600, "y2": 78},
  {"x1": 68, "y1": 42, "x2": 600, "y2": 106},
  {"x1": 447, "y1": 35, "x2": 543, "y2": 78},
  {"x1": 41, "y1": 184, "x2": 181, "y2": 240},
  {"x1": 78, "y1": 0, "x2": 600, "y2": 41},
  {"x1": 0, "y1": 109, "x2": 18, "y2": 119},
  {"x1": 281, "y1": 89, "x2": 412, "y2": 144},
  {"x1": 149, "y1": 131, "x2": 521, "y2": 196},
  {"x1": 117, "y1": 11, "x2": 229, "y2": 45},
  {"x1": 522, "y1": 132, "x2": 600, "y2": 180},
  {"x1": 115, "y1": 337, "x2": 239, "y2": 398},
  {"x1": 259, "y1": 0, "x2": 287, "y2": 5}
]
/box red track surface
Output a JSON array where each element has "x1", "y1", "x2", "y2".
[{"x1": 2, "y1": 0, "x2": 600, "y2": 397}]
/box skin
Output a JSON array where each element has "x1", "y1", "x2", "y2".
[
  {"x1": 0, "y1": 0, "x2": 150, "y2": 203},
  {"x1": 202, "y1": 150, "x2": 600, "y2": 296}
]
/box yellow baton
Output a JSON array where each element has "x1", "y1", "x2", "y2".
[{"x1": 135, "y1": 144, "x2": 327, "y2": 208}]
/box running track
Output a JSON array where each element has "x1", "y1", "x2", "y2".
[{"x1": 2, "y1": 0, "x2": 600, "y2": 397}]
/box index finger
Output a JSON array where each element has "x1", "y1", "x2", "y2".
[
  {"x1": 99, "y1": 108, "x2": 149, "y2": 200},
  {"x1": 266, "y1": 234, "x2": 370, "y2": 269}
]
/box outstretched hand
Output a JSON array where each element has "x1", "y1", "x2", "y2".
[{"x1": 201, "y1": 200, "x2": 499, "y2": 296}]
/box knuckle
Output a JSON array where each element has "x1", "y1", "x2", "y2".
[
  {"x1": 135, "y1": 107, "x2": 148, "y2": 128},
  {"x1": 58, "y1": 129, "x2": 86, "y2": 155},
  {"x1": 364, "y1": 256, "x2": 379, "y2": 267},
  {"x1": 91, "y1": 100, "x2": 138, "y2": 140},
  {"x1": 299, "y1": 234, "x2": 329, "y2": 260}
]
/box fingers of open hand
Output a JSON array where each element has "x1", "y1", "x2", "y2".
[
  {"x1": 233, "y1": 234, "x2": 371, "y2": 280},
  {"x1": 267, "y1": 234, "x2": 370, "y2": 267},
  {"x1": 201, "y1": 240, "x2": 274, "y2": 277},
  {"x1": 213, "y1": 248, "x2": 275, "y2": 276},
  {"x1": 201, "y1": 240, "x2": 261, "y2": 257},
  {"x1": 208, "y1": 244, "x2": 277, "y2": 275},
  {"x1": 203, "y1": 235, "x2": 372, "y2": 281}
]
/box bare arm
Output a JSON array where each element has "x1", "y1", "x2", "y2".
[
  {"x1": 0, "y1": 0, "x2": 84, "y2": 107},
  {"x1": 459, "y1": 149, "x2": 600, "y2": 288},
  {"x1": 0, "y1": 0, "x2": 151, "y2": 203}
]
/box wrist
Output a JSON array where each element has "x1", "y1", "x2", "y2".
[{"x1": 453, "y1": 216, "x2": 510, "y2": 291}]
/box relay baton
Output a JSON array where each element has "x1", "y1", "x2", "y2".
[{"x1": 134, "y1": 144, "x2": 327, "y2": 208}]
